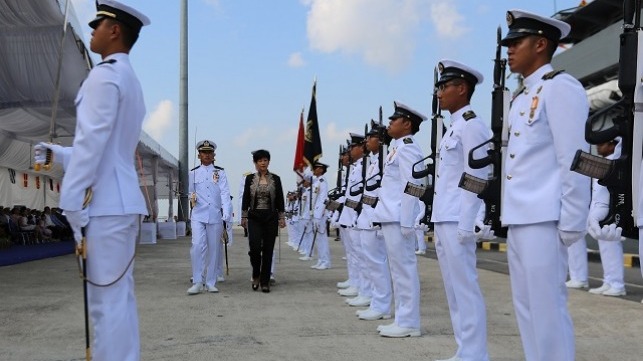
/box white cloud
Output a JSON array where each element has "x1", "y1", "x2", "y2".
[
  {"x1": 287, "y1": 52, "x2": 306, "y2": 67},
  {"x1": 324, "y1": 122, "x2": 354, "y2": 143},
  {"x1": 233, "y1": 127, "x2": 270, "y2": 147},
  {"x1": 305, "y1": 0, "x2": 427, "y2": 73},
  {"x1": 143, "y1": 100, "x2": 174, "y2": 141},
  {"x1": 429, "y1": 1, "x2": 469, "y2": 39}
]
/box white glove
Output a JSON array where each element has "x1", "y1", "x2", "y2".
[
  {"x1": 587, "y1": 218, "x2": 622, "y2": 242},
  {"x1": 559, "y1": 230, "x2": 585, "y2": 247},
  {"x1": 64, "y1": 209, "x2": 89, "y2": 245},
  {"x1": 474, "y1": 220, "x2": 496, "y2": 241},
  {"x1": 34, "y1": 142, "x2": 69, "y2": 166},
  {"x1": 415, "y1": 223, "x2": 429, "y2": 232},
  {"x1": 457, "y1": 229, "x2": 475, "y2": 244},
  {"x1": 329, "y1": 221, "x2": 339, "y2": 229},
  {"x1": 401, "y1": 226, "x2": 414, "y2": 238},
  {"x1": 222, "y1": 212, "x2": 232, "y2": 223},
  {"x1": 314, "y1": 218, "x2": 326, "y2": 234}
]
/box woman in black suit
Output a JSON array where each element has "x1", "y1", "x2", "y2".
[{"x1": 240, "y1": 149, "x2": 286, "y2": 292}]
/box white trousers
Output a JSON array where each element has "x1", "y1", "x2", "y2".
[
  {"x1": 567, "y1": 236, "x2": 587, "y2": 282},
  {"x1": 381, "y1": 222, "x2": 420, "y2": 329},
  {"x1": 86, "y1": 214, "x2": 140, "y2": 361},
  {"x1": 360, "y1": 229, "x2": 392, "y2": 314},
  {"x1": 416, "y1": 229, "x2": 427, "y2": 252},
  {"x1": 314, "y1": 221, "x2": 331, "y2": 267},
  {"x1": 339, "y1": 227, "x2": 359, "y2": 288},
  {"x1": 507, "y1": 222, "x2": 574, "y2": 361},
  {"x1": 597, "y1": 238, "x2": 624, "y2": 289},
  {"x1": 350, "y1": 228, "x2": 371, "y2": 297},
  {"x1": 434, "y1": 222, "x2": 489, "y2": 361},
  {"x1": 191, "y1": 220, "x2": 223, "y2": 288}
]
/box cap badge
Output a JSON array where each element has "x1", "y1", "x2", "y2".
[
  {"x1": 506, "y1": 11, "x2": 514, "y2": 26},
  {"x1": 438, "y1": 62, "x2": 445, "y2": 74},
  {"x1": 203, "y1": 141, "x2": 211, "y2": 148}
]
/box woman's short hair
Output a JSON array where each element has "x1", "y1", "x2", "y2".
[{"x1": 252, "y1": 149, "x2": 271, "y2": 162}]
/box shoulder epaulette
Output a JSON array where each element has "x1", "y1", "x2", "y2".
[
  {"x1": 97, "y1": 59, "x2": 116, "y2": 66},
  {"x1": 242, "y1": 171, "x2": 252, "y2": 176},
  {"x1": 542, "y1": 70, "x2": 564, "y2": 80},
  {"x1": 403, "y1": 137, "x2": 413, "y2": 144},
  {"x1": 462, "y1": 110, "x2": 476, "y2": 121},
  {"x1": 214, "y1": 165, "x2": 224, "y2": 170},
  {"x1": 190, "y1": 165, "x2": 200, "y2": 171}
]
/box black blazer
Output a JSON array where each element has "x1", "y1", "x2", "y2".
[{"x1": 241, "y1": 172, "x2": 285, "y2": 218}]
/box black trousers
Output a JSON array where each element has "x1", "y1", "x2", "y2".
[{"x1": 247, "y1": 210, "x2": 278, "y2": 287}]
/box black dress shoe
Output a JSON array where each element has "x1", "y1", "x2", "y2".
[
  {"x1": 252, "y1": 278, "x2": 259, "y2": 291},
  {"x1": 261, "y1": 285, "x2": 270, "y2": 293}
]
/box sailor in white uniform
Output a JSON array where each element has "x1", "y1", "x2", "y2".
[
  {"x1": 373, "y1": 101, "x2": 426, "y2": 338},
  {"x1": 586, "y1": 139, "x2": 626, "y2": 297},
  {"x1": 431, "y1": 59, "x2": 491, "y2": 361},
  {"x1": 311, "y1": 162, "x2": 331, "y2": 269},
  {"x1": 34, "y1": 2, "x2": 150, "y2": 359},
  {"x1": 188, "y1": 140, "x2": 232, "y2": 295},
  {"x1": 337, "y1": 134, "x2": 366, "y2": 299},
  {"x1": 501, "y1": 9, "x2": 591, "y2": 361},
  {"x1": 355, "y1": 123, "x2": 393, "y2": 320}
]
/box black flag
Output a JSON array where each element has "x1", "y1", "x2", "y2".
[{"x1": 303, "y1": 81, "x2": 322, "y2": 166}]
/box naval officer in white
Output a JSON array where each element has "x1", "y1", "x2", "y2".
[
  {"x1": 35, "y1": 1, "x2": 150, "y2": 360},
  {"x1": 188, "y1": 140, "x2": 232, "y2": 295},
  {"x1": 373, "y1": 101, "x2": 426, "y2": 338},
  {"x1": 501, "y1": 9, "x2": 590, "y2": 361},
  {"x1": 432, "y1": 59, "x2": 491, "y2": 361}
]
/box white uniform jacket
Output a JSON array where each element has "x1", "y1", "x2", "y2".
[
  {"x1": 338, "y1": 158, "x2": 363, "y2": 227},
  {"x1": 356, "y1": 152, "x2": 381, "y2": 230},
  {"x1": 313, "y1": 175, "x2": 329, "y2": 219},
  {"x1": 60, "y1": 53, "x2": 147, "y2": 216},
  {"x1": 373, "y1": 136, "x2": 425, "y2": 228},
  {"x1": 502, "y1": 64, "x2": 590, "y2": 231},
  {"x1": 189, "y1": 164, "x2": 232, "y2": 224},
  {"x1": 300, "y1": 186, "x2": 312, "y2": 220},
  {"x1": 432, "y1": 106, "x2": 491, "y2": 231}
]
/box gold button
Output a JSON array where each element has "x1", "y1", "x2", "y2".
[
  {"x1": 514, "y1": 131, "x2": 520, "y2": 136},
  {"x1": 520, "y1": 111, "x2": 525, "y2": 116},
  {"x1": 510, "y1": 154, "x2": 515, "y2": 158},
  {"x1": 507, "y1": 175, "x2": 512, "y2": 180}
]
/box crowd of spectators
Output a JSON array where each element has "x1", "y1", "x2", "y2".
[{"x1": 0, "y1": 205, "x2": 72, "y2": 245}]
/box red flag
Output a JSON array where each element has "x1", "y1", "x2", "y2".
[{"x1": 293, "y1": 109, "x2": 305, "y2": 171}]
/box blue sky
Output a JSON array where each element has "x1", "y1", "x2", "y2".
[{"x1": 69, "y1": 0, "x2": 585, "y2": 216}]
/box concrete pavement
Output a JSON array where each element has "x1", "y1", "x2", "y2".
[{"x1": 1, "y1": 227, "x2": 642, "y2": 361}]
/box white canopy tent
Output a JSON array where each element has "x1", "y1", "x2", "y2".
[{"x1": 0, "y1": 0, "x2": 179, "y2": 220}]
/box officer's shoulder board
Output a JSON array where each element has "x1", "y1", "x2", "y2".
[
  {"x1": 542, "y1": 70, "x2": 564, "y2": 80},
  {"x1": 190, "y1": 165, "x2": 200, "y2": 171},
  {"x1": 97, "y1": 59, "x2": 117, "y2": 66},
  {"x1": 214, "y1": 165, "x2": 224, "y2": 170},
  {"x1": 242, "y1": 171, "x2": 252, "y2": 177},
  {"x1": 403, "y1": 137, "x2": 413, "y2": 144},
  {"x1": 462, "y1": 110, "x2": 476, "y2": 121}
]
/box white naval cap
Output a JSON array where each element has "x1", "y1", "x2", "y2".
[
  {"x1": 89, "y1": 0, "x2": 151, "y2": 34},
  {"x1": 437, "y1": 59, "x2": 484, "y2": 86},
  {"x1": 501, "y1": 9, "x2": 570, "y2": 46},
  {"x1": 196, "y1": 140, "x2": 216, "y2": 152},
  {"x1": 388, "y1": 101, "x2": 427, "y2": 124}
]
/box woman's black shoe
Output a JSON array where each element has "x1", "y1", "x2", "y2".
[{"x1": 252, "y1": 278, "x2": 259, "y2": 291}]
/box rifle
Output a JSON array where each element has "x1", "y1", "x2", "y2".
[
  {"x1": 406, "y1": 66, "x2": 444, "y2": 226},
  {"x1": 569, "y1": 1, "x2": 642, "y2": 239},
  {"x1": 365, "y1": 107, "x2": 385, "y2": 193},
  {"x1": 458, "y1": 26, "x2": 510, "y2": 238},
  {"x1": 326, "y1": 145, "x2": 345, "y2": 211}
]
